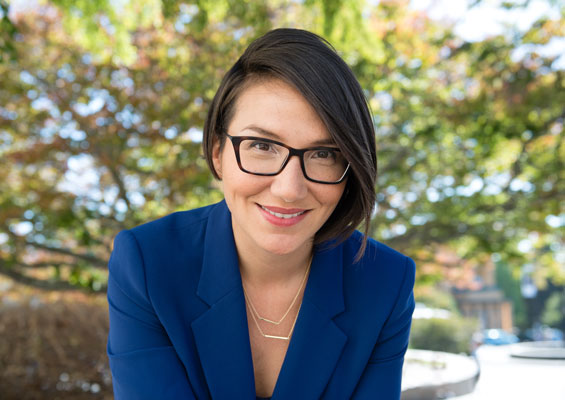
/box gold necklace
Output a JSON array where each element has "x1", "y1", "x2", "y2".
[
  {"x1": 242, "y1": 256, "x2": 312, "y2": 340},
  {"x1": 245, "y1": 291, "x2": 300, "y2": 340},
  {"x1": 242, "y1": 256, "x2": 311, "y2": 325}
]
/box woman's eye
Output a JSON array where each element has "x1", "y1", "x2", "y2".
[
  {"x1": 313, "y1": 149, "x2": 337, "y2": 159},
  {"x1": 251, "y1": 141, "x2": 272, "y2": 152}
]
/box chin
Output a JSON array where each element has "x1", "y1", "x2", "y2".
[{"x1": 258, "y1": 235, "x2": 312, "y2": 256}]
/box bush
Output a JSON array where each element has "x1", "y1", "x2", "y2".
[
  {"x1": 410, "y1": 316, "x2": 479, "y2": 355},
  {"x1": 0, "y1": 291, "x2": 112, "y2": 399},
  {"x1": 414, "y1": 286, "x2": 460, "y2": 314}
]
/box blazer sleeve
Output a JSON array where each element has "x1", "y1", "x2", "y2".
[
  {"x1": 106, "y1": 230, "x2": 196, "y2": 400},
  {"x1": 352, "y1": 255, "x2": 416, "y2": 400}
]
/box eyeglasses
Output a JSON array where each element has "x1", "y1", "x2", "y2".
[{"x1": 225, "y1": 133, "x2": 350, "y2": 184}]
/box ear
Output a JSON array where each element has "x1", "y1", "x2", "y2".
[{"x1": 211, "y1": 138, "x2": 223, "y2": 180}]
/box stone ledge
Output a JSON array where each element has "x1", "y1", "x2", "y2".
[
  {"x1": 510, "y1": 341, "x2": 565, "y2": 360},
  {"x1": 401, "y1": 349, "x2": 480, "y2": 400}
]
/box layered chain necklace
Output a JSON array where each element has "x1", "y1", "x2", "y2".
[{"x1": 242, "y1": 256, "x2": 312, "y2": 341}]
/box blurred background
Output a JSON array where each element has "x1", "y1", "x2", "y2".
[{"x1": 0, "y1": 0, "x2": 563, "y2": 398}]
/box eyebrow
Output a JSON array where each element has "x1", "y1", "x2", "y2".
[{"x1": 242, "y1": 125, "x2": 337, "y2": 146}]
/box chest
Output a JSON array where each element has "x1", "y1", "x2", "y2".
[
  {"x1": 245, "y1": 294, "x2": 304, "y2": 397},
  {"x1": 248, "y1": 329, "x2": 288, "y2": 397}
]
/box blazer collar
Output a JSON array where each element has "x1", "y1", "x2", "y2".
[
  {"x1": 193, "y1": 200, "x2": 347, "y2": 400},
  {"x1": 192, "y1": 201, "x2": 255, "y2": 399},
  {"x1": 196, "y1": 200, "x2": 242, "y2": 306}
]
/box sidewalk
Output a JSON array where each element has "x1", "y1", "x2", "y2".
[{"x1": 454, "y1": 345, "x2": 565, "y2": 399}]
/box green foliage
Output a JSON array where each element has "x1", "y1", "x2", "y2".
[
  {"x1": 49, "y1": 0, "x2": 162, "y2": 65},
  {"x1": 414, "y1": 288, "x2": 460, "y2": 314},
  {"x1": 541, "y1": 291, "x2": 565, "y2": 328},
  {"x1": 0, "y1": 0, "x2": 563, "y2": 290},
  {"x1": 495, "y1": 261, "x2": 527, "y2": 328},
  {"x1": 410, "y1": 316, "x2": 479, "y2": 355},
  {"x1": 0, "y1": 0, "x2": 17, "y2": 63}
]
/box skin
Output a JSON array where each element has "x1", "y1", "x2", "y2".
[
  {"x1": 212, "y1": 78, "x2": 346, "y2": 396},
  {"x1": 212, "y1": 78, "x2": 346, "y2": 280}
]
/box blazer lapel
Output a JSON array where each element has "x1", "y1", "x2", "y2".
[
  {"x1": 191, "y1": 201, "x2": 255, "y2": 400},
  {"x1": 272, "y1": 242, "x2": 347, "y2": 400}
]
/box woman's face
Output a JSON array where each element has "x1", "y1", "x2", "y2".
[{"x1": 212, "y1": 78, "x2": 346, "y2": 257}]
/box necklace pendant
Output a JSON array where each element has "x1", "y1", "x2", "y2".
[{"x1": 263, "y1": 334, "x2": 291, "y2": 341}]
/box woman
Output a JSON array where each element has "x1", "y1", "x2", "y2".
[{"x1": 107, "y1": 28, "x2": 415, "y2": 400}]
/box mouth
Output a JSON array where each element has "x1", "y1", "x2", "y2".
[{"x1": 259, "y1": 204, "x2": 308, "y2": 219}]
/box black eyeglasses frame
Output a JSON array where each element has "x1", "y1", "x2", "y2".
[{"x1": 225, "y1": 133, "x2": 350, "y2": 184}]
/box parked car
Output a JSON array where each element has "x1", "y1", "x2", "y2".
[
  {"x1": 481, "y1": 329, "x2": 519, "y2": 345},
  {"x1": 524, "y1": 325, "x2": 564, "y2": 342}
]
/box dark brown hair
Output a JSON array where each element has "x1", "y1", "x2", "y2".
[{"x1": 202, "y1": 28, "x2": 376, "y2": 259}]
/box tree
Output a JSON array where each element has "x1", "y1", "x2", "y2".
[
  {"x1": 0, "y1": 0, "x2": 563, "y2": 291},
  {"x1": 363, "y1": 2, "x2": 565, "y2": 287},
  {"x1": 495, "y1": 262, "x2": 527, "y2": 328},
  {"x1": 540, "y1": 290, "x2": 565, "y2": 329},
  {"x1": 0, "y1": 0, "x2": 17, "y2": 62}
]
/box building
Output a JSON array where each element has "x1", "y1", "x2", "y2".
[{"x1": 452, "y1": 286, "x2": 514, "y2": 331}]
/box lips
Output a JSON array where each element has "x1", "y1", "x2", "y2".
[
  {"x1": 260, "y1": 205, "x2": 307, "y2": 219},
  {"x1": 257, "y1": 204, "x2": 310, "y2": 226}
]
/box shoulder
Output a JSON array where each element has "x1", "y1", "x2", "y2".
[
  {"x1": 337, "y1": 231, "x2": 415, "y2": 310},
  {"x1": 110, "y1": 201, "x2": 225, "y2": 276},
  {"x1": 108, "y1": 201, "x2": 226, "y2": 309}
]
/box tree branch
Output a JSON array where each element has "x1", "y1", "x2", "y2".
[
  {"x1": 107, "y1": 163, "x2": 132, "y2": 211},
  {"x1": 0, "y1": 259, "x2": 106, "y2": 293},
  {"x1": 23, "y1": 240, "x2": 108, "y2": 268}
]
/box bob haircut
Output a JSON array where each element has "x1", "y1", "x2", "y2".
[{"x1": 203, "y1": 28, "x2": 377, "y2": 259}]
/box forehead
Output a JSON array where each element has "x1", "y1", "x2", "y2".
[{"x1": 227, "y1": 78, "x2": 333, "y2": 147}]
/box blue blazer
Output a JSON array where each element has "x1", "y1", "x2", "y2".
[{"x1": 107, "y1": 200, "x2": 415, "y2": 399}]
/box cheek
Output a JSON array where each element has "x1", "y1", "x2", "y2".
[
  {"x1": 221, "y1": 163, "x2": 267, "y2": 199},
  {"x1": 317, "y1": 185, "x2": 345, "y2": 210}
]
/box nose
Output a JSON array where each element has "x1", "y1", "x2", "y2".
[{"x1": 270, "y1": 155, "x2": 308, "y2": 202}]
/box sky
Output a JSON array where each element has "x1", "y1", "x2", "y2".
[{"x1": 410, "y1": 0, "x2": 562, "y2": 40}]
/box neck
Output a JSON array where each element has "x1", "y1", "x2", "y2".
[{"x1": 236, "y1": 241, "x2": 313, "y2": 289}]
